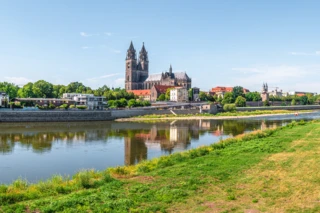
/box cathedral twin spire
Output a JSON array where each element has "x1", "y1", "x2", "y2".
[{"x1": 126, "y1": 41, "x2": 148, "y2": 62}]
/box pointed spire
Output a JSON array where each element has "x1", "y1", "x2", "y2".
[
  {"x1": 139, "y1": 42, "x2": 148, "y2": 62},
  {"x1": 126, "y1": 41, "x2": 136, "y2": 60},
  {"x1": 169, "y1": 64, "x2": 172, "y2": 75}
]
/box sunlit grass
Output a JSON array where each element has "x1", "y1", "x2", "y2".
[{"x1": 1, "y1": 120, "x2": 319, "y2": 213}]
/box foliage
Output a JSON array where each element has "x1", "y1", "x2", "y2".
[
  {"x1": 235, "y1": 96, "x2": 246, "y2": 107},
  {"x1": 69, "y1": 105, "x2": 76, "y2": 108},
  {"x1": 59, "y1": 104, "x2": 69, "y2": 109},
  {"x1": 188, "y1": 88, "x2": 193, "y2": 101},
  {"x1": 263, "y1": 100, "x2": 270, "y2": 106},
  {"x1": 32, "y1": 80, "x2": 54, "y2": 98},
  {"x1": 223, "y1": 103, "x2": 236, "y2": 112},
  {"x1": 76, "y1": 105, "x2": 87, "y2": 110},
  {"x1": 232, "y1": 86, "x2": 244, "y2": 100},
  {"x1": 0, "y1": 82, "x2": 19, "y2": 99},
  {"x1": 291, "y1": 99, "x2": 296, "y2": 106},
  {"x1": 157, "y1": 94, "x2": 165, "y2": 101},
  {"x1": 300, "y1": 95, "x2": 308, "y2": 105},
  {"x1": 199, "y1": 91, "x2": 207, "y2": 101},
  {"x1": 222, "y1": 92, "x2": 234, "y2": 104},
  {"x1": 245, "y1": 92, "x2": 262, "y2": 101},
  {"x1": 109, "y1": 99, "x2": 150, "y2": 108},
  {"x1": 165, "y1": 88, "x2": 172, "y2": 101}
]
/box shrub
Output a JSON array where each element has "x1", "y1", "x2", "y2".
[
  {"x1": 59, "y1": 104, "x2": 69, "y2": 109},
  {"x1": 69, "y1": 105, "x2": 76, "y2": 109},
  {"x1": 76, "y1": 105, "x2": 87, "y2": 110},
  {"x1": 48, "y1": 103, "x2": 56, "y2": 109},
  {"x1": 263, "y1": 100, "x2": 270, "y2": 106},
  {"x1": 291, "y1": 99, "x2": 296, "y2": 106},
  {"x1": 235, "y1": 96, "x2": 246, "y2": 107},
  {"x1": 223, "y1": 104, "x2": 236, "y2": 112}
]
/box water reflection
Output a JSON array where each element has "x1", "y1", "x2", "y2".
[{"x1": 0, "y1": 113, "x2": 315, "y2": 183}]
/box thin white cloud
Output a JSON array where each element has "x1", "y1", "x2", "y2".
[
  {"x1": 80, "y1": 32, "x2": 100, "y2": 37},
  {"x1": 86, "y1": 73, "x2": 120, "y2": 81},
  {"x1": 104, "y1": 32, "x2": 112, "y2": 36},
  {"x1": 4, "y1": 77, "x2": 33, "y2": 86},
  {"x1": 289, "y1": 51, "x2": 320, "y2": 56},
  {"x1": 81, "y1": 46, "x2": 92, "y2": 49}
]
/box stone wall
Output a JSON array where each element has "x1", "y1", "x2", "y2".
[
  {"x1": 236, "y1": 105, "x2": 320, "y2": 111},
  {"x1": 0, "y1": 108, "x2": 201, "y2": 122}
]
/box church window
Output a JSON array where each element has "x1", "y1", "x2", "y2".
[{"x1": 127, "y1": 75, "x2": 129, "y2": 81}]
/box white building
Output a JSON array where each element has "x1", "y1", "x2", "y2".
[
  {"x1": 0, "y1": 91, "x2": 9, "y2": 107},
  {"x1": 170, "y1": 87, "x2": 188, "y2": 102},
  {"x1": 62, "y1": 93, "x2": 105, "y2": 110}
]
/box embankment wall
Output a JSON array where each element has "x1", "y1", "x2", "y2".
[
  {"x1": 0, "y1": 109, "x2": 200, "y2": 122},
  {"x1": 236, "y1": 105, "x2": 320, "y2": 111}
]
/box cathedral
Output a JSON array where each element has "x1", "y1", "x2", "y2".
[{"x1": 125, "y1": 42, "x2": 192, "y2": 90}]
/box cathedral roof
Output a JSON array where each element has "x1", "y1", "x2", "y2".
[
  {"x1": 145, "y1": 73, "x2": 162, "y2": 82},
  {"x1": 173, "y1": 72, "x2": 190, "y2": 80},
  {"x1": 153, "y1": 85, "x2": 177, "y2": 94}
]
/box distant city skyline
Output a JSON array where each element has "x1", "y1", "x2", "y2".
[{"x1": 0, "y1": 0, "x2": 320, "y2": 92}]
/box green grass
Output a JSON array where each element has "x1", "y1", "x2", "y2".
[
  {"x1": 1, "y1": 120, "x2": 320, "y2": 212},
  {"x1": 132, "y1": 110, "x2": 310, "y2": 119}
]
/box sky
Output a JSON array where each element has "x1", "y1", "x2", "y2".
[{"x1": 0, "y1": 0, "x2": 320, "y2": 92}]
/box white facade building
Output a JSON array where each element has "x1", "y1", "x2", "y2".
[
  {"x1": 0, "y1": 91, "x2": 9, "y2": 107},
  {"x1": 62, "y1": 93, "x2": 105, "y2": 110},
  {"x1": 170, "y1": 87, "x2": 188, "y2": 102}
]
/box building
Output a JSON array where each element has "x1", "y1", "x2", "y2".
[
  {"x1": 170, "y1": 87, "x2": 188, "y2": 102},
  {"x1": 288, "y1": 91, "x2": 317, "y2": 97},
  {"x1": 125, "y1": 41, "x2": 192, "y2": 90},
  {"x1": 211, "y1": 86, "x2": 250, "y2": 98},
  {"x1": 62, "y1": 93, "x2": 105, "y2": 110},
  {"x1": 192, "y1": 87, "x2": 200, "y2": 101},
  {"x1": 261, "y1": 83, "x2": 269, "y2": 102},
  {"x1": 127, "y1": 90, "x2": 151, "y2": 101},
  {"x1": 150, "y1": 85, "x2": 176, "y2": 102},
  {"x1": 269, "y1": 88, "x2": 283, "y2": 97},
  {"x1": 0, "y1": 91, "x2": 9, "y2": 107}
]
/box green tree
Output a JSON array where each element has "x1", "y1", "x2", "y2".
[
  {"x1": 199, "y1": 91, "x2": 207, "y2": 101},
  {"x1": 235, "y1": 96, "x2": 246, "y2": 107},
  {"x1": 53, "y1": 84, "x2": 66, "y2": 98},
  {"x1": 32, "y1": 80, "x2": 54, "y2": 98},
  {"x1": 222, "y1": 92, "x2": 234, "y2": 104},
  {"x1": 127, "y1": 99, "x2": 136, "y2": 107},
  {"x1": 157, "y1": 94, "x2": 165, "y2": 101},
  {"x1": 300, "y1": 95, "x2": 308, "y2": 105},
  {"x1": 17, "y1": 82, "x2": 35, "y2": 98},
  {"x1": 245, "y1": 92, "x2": 262, "y2": 101},
  {"x1": 0, "y1": 82, "x2": 20, "y2": 99},
  {"x1": 165, "y1": 89, "x2": 172, "y2": 101},
  {"x1": 291, "y1": 99, "x2": 296, "y2": 106},
  {"x1": 188, "y1": 88, "x2": 193, "y2": 101},
  {"x1": 232, "y1": 86, "x2": 244, "y2": 100}
]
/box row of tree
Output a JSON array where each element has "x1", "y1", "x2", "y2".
[{"x1": 0, "y1": 81, "x2": 135, "y2": 100}]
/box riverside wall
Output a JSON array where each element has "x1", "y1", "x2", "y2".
[
  {"x1": 0, "y1": 108, "x2": 201, "y2": 122},
  {"x1": 236, "y1": 105, "x2": 320, "y2": 111}
]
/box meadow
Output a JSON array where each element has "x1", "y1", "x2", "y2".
[{"x1": 1, "y1": 120, "x2": 319, "y2": 212}]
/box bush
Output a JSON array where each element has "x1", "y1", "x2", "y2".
[
  {"x1": 291, "y1": 99, "x2": 296, "y2": 106},
  {"x1": 59, "y1": 104, "x2": 69, "y2": 110},
  {"x1": 48, "y1": 103, "x2": 56, "y2": 109},
  {"x1": 235, "y1": 96, "x2": 246, "y2": 107},
  {"x1": 69, "y1": 105, "x2": 76, "y2": 108},
  {"x1": 223, "y1": 104, "x2": 236, "y2": 112},
  {"x1": 263, "y1": 100, "x2": 270, "y2": 106},
  {"x1": 76, "y1": 105, "x2": 87, "y2": 110}
]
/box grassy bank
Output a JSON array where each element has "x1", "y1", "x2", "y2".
[
  {"x1": 116, "y1": 110, "x2": 312, "y2": 121},
  {"x1": 1, "y1": 120, "x2": 320, "y2": 212}
]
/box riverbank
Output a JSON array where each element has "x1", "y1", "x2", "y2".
[
  {"x1": 116, "y1": 109, "x2": 313, "y2": 121},
  {"x1": 1, "y1": 120, "x2": 319, "y2": 212}
]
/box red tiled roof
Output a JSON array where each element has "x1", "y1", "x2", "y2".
[
  {"x1": 211, "y1": 86, "x2": 250, "y2": 93},
  {"x1": 127, "y1": 90, "x2": 150, "y2": 96},
  {"x1": 153, "y1": 85, "x2": 177, "y2": 94}
]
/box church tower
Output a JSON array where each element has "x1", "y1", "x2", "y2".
[
  {"x1": 139, "y1": 42, "x2": 149, "y2": 71},
  {"x1": 125, "y1": 41, "x2": 137, "y2": 90}
]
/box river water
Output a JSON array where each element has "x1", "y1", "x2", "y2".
[{"x1": 1, "y1": 112, "x2": 320, "y2": 184}]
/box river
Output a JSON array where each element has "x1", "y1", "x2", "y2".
[{"x1": 1, "y1": 112, "x2": 320, "y2": 184}]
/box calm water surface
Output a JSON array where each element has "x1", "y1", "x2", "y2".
[{"x1": 1, "y1": 112, "x2": 320, "y2": 184}]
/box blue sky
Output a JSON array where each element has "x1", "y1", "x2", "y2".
[{"x1": 0, "y1": 0, "x2": 320, "y2": 92}]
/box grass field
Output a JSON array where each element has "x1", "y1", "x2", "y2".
[
  {"x1": 1, "y1": 120, "x2": 319, "y2": 212},
  {"x1": 128, "y1": 110, "x2": 310, "y2": 120}
]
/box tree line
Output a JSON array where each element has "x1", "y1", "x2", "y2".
[{"x1": 0, "y1": 80, "x2": 135, "y2": 100}]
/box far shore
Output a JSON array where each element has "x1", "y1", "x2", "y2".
[{"x1": 115, "y1": 110, "x2": 314, "y2": 122}]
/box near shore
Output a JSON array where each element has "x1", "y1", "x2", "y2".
[
  {"x1": 116, "y1": 110, "x2": 313, "y2": 121},
  {"x1": 1, "y1": 120, "x2": 319, "y2": 212}
]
